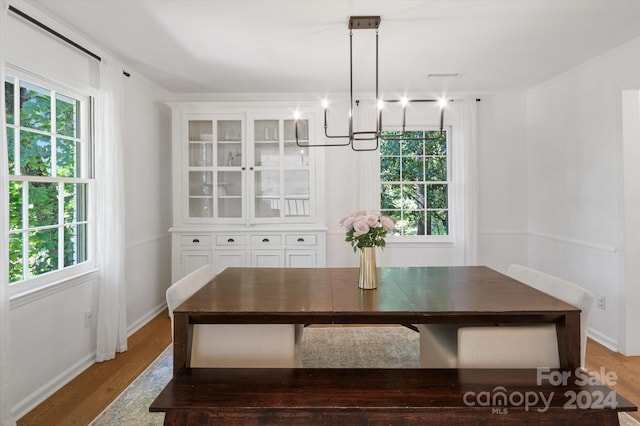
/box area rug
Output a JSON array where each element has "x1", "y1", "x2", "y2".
[{"x1": 90, "y1": 326, "x2": 638, "y2": 426}]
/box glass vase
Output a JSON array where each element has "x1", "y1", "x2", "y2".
[{"x1": 359, "y1": 247, "x2": 377, "y2": 290}]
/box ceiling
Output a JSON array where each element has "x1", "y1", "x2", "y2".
[{"x1": 24, "y1": 0, "x2": 640, "y2": 95}]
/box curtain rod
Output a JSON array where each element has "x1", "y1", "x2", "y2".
[{"x1": 8, "y1": 5, "x2": 130, "y2": 77}]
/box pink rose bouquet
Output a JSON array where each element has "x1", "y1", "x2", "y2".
[{"x1": 339, "y1": 210, "x2": 396, "y2": 251}]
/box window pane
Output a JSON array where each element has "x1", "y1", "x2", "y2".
[
  {"x1": 426, "y1": 131, "x2": 447, "y2": 155},
  {"x1": 402, "y1": 210, "x2": 426, "y2": 236},
  {"x1": 380, "y1": 156, "x2": 400, "y2": 182},
  {"x1": 56, "y1": 94, "x2": 80, "y2": 137},
  {"x1": 9, "y1": 181, "x2": 22, "y2": 230},
  {"x1": 380, "y1": 184, "x2": 400, "y2": 209},
  {"x1": 401, "y1": 157, "x2": 424, "y2": 182},
  {"x1": 21, "y1": 131, "x2": 52, "y2": 176},
  {"x1": 29, "y1": 228, "x2": 59, "y2": 277},
  {"x1": 402, "y1": 138, "x2": 424, "y2": 155},
  {"x1": 64, "y1": 224, "x2": 87, "y2": 267},
  {"x1": 20, "y1": 82, "x2": 51, "y2": 131},
  {"x1": 380, "y1": 137, "x2": 400, "y2": 156},
  {"x1": 57, "y1": 138, "x2": 81, "y2": 177},
  {"x1": 7, "y1": 127, "x2": 15, "y2": 173},
  {"x1": 426, "y1": 157, "x2": 447, "y2": 181},
  {"x1": 4, "y1": 79, "x2": 14, "y2": 124},
  {"x1": 401, "y1": 184, "x2": 425, "y2": 209},
  {"x1": 427, "y1": 184, "x2": 448, "y2": 209},
  {"x1": 426, "y1": 211, "x2": 448, "y2": 235},
  {"x1": 29, "y1": 182, "x2": 59, "y2": 227},
  {"x1": 64, "y1": 183, "x2": 87, "y2": 223},
  {"x1": 385, "y1": 210, "x2": 402, "y2": 235},
  {"x1": 9, "y1": 233, "x2": 23, "y2": 283}
]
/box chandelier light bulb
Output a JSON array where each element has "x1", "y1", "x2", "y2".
[
  {"x1": 293, "y1": 110, "x2": 301, "y2": 120},
  {"x1": 438, "y1": 97, "x2": 447, "y2": 109},
  {"x1": 377, "y1": 99, "x2": 384, "y2": 110},
  {"x1": 322, "y1": 99, "x2": 329, "y2": 109},
  {"x1": 400, "y1": 96, "x2": 409, "y2": 108}
]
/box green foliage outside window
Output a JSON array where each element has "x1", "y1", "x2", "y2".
[
  {"x1": 5, "y1": 77, "x2": 87, "y2": 284},
  {"x1": 380, "y1": 130, "x2": 449, "y2": 236}
]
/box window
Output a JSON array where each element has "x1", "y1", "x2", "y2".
[
  {"x1": 379, "y1": 130, "x2": 450, "y2": 236},
  {"x1": 5, "y1": 72, "x2": 93, "y2": 290}
]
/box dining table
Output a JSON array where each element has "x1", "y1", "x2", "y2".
[{"x1": 171, "y1": 265, "x2": 582, "y2": 374}]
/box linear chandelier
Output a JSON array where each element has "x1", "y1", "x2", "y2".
[{"x1": 295, "y1": 16, "x2": 448, "y2": 151}]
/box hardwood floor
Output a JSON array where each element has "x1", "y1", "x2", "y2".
[
  {"x1": 17, "y1": 310, "x2": 171, "y2": 426},
  {"x1": 585, "y1": 339, "x2": 640, "y2": 421},
  {"x1": 17, "y1": 314, "x2": 640, "y2": 425}
]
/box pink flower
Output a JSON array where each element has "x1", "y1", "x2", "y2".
[
  {"x1": 342, "y1": 216, "x2": 356, "y2": 230},
  {"x1": 352, "y1": 220, "x2": 370, "y2": 237},
  {"x1": 364, "y1": 214, "x2": 379, "y2": 227},
  {"x1": 381, "y1": 215, "x2": 396, "y2": 232},
  {"x1": 366, "y1": 210, "x2": 382, "y2": 218}
]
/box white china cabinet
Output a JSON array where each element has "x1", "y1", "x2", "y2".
[{"x1": 168, "y1": 102, "x2": 326, "y2": 282}]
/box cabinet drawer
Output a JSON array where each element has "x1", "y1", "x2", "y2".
[
  {"x1": 250, "y1": 235, "x2": 282, "y2": 246},
  {"x1": 181, "y1": 235, "x2": 212, "y2": 247},
  {"x1": 285, "y1": 234, "x2": 317, "y2": 246},
  {"x1": 216, "y1": 235, "x2": 248, "y2": 246}
]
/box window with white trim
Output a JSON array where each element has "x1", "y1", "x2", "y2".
[
  {"x1": 4, "y1": 72, "x2": 93, "y2": 290},
  {"x1": 379, "y1": 129, "x2": 450, "y2": 236}
]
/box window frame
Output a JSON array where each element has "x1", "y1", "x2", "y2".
[
  {"x1": 376, "y1": 124, "x2": 456, "y2": 244},
  {"x1": 5, "y1": 67, "x2": 96, "y2": 298}
]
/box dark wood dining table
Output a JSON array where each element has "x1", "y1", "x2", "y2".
[{"x1": 172, "y1": 265, "x2": 582, "y2": 374}]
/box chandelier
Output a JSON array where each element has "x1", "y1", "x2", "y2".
[{"x1": 295, "y1": 16, "x2": 448, "y2": 151}]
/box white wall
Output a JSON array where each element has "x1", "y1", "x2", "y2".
[
  {"x1": 6, "y1": 4, "x2": 172, "y2": 418},
  {"x1": 525, "y1": 36, "x2": 640, "y2": 351},
  {"x1": 122, "y1": 74, "x2": 172, "y2": 333},
  {"x1": 620, "y1": 89, "x2": 640, "y2": 355},
  {"x1": 476, "y1": 92, "x2": 529, "y2": 272}
]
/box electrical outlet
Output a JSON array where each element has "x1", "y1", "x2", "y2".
[
  {"x1": 596, "y1": 294, "x2": 606, "y2": 310},
  {"x1": 84, "y1": 311, "x2": 94, "y2": 328}
]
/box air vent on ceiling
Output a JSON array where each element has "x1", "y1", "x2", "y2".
[{"x1": 427, "y1": 72, "x2": 463, "y2": 78}]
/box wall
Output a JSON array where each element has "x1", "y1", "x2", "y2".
[
  {"x1": 5, "y1": 3, "x2": 172, "y2": 418},
  {"x1": 476, "y1": 93, "x2": 529, "y2": 272},
  {"x1": 525, "y1": 36, "x2": 640, "y2": 351}
]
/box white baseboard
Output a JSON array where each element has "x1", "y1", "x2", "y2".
[
  {"x1": 588, "y1": 327, "x2": 619, "y2": 353},
  {"x1": 127, "y1": 302, "x2": 167, "y2": 337},
  {"x1": 13, "y1": 303, "x2": 168, "y2": 422},
  {"x1": 12, "y1": 351, "x2": 96, "y2": 421}
]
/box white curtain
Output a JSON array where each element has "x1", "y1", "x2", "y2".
[
  {"x1": 0, "y1": 1, "x2": 16, "y2": 424},
  {"x1": 451, "y1": 99, "x2": 479, "y2": 265},
  {"x1": 95, "y1": 58, "x2": 128, "y2": 361}
]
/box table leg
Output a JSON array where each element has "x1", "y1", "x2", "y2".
[
  {"x1": 556, "y1": 311, "x2": 581, "y2": 371},
  {"x1": 173, "y1": 313, "x2": 192, "y2": 375}
]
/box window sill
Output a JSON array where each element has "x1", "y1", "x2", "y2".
[
  {"x1": 385, "y1": 236, "x2": 455, "y2": 248},
  {"x1": 9, "y1": 268, "x2": 99, "y2": 309}
]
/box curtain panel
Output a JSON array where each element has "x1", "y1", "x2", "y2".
[
  {"x1": 451, "y1": 98, "x2": 479, "y2": 265},
  {"x1": 95, "y1": 59, "x2": 128, "y2": 361},
  {"x1": 0, "y1": 1, "x2": 16, "y2": 424}
]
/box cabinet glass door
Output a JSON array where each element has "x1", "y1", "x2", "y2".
[
  {"x1": 188, "y1": 121, "x2": 214, "y2": 218},
  {"x1": 253, "y1": 120, "x2": 281, "y2": 219},
  {"x1": 215, "y1": 120, "x2": 243, "y2": 219},
  {"x1": 283, "y1": 119, "x2": 310, "y2": 218},
  {"x1": 186, "y1": 117, "x2": 244, "y2": 221},
  {"x1": 251, "y1": 118, "x2": 312, "y2": 221}
]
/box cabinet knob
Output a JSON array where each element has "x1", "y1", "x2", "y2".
[
  {"x1": 192, "y1": 238, "x2": 200, "y2": 243},
  {"x1": 297, "y1": 237, "x2": 305, "y2": 242},
  {"x1": 227, "y1": 238, "x2": 235, "y2": 243},
  {"x1": 262, "y1": 238, "x2": 270, "y2": 243}
]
